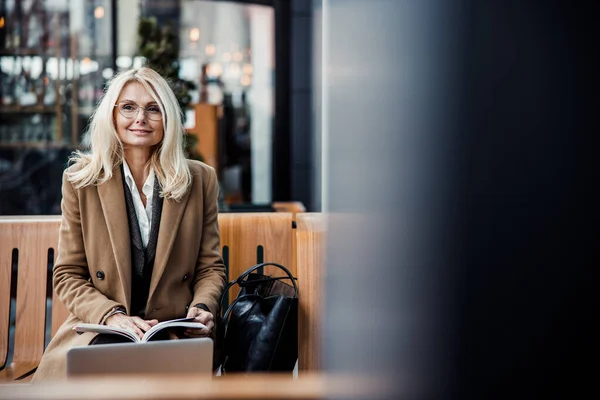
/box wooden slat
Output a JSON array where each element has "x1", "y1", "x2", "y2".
[
  {"x1": 296, "y1": 213, "x2": 326, "y2": 371},
  {"x1": 272, "y1": 202, "x2": 306, "y2": 280},
  {"x1": 219, "y1": 213, "x2": 295, "y2": 301},
  {"x1": 0, "y1": 219, "x2": 60, "y2": 380},
  {"x1": 0, "y1": 373, "x2": 389, "y2": 399}
]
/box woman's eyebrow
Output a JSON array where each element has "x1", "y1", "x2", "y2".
[{"x1": 119, "y1": 99, "x2": 159, "y2": 105}]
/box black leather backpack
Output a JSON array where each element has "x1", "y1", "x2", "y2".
[{"x1": 215, "y1": 262, "x2": 298, "y2": 373}]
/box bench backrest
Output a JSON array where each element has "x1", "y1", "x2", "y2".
[
  {"x1": 219, "y1": 213, "x2": 294, "y2": 305},
  {"x1": 0, "y1": 217, "x2": 61, "y2": 371},
  {"x1": 0, "y1": 213, "x2": 294, "y2": 372}
]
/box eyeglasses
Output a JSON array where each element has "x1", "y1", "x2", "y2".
[{"x1": 114, "y1": 101, "x2": 163, "y2": 121}]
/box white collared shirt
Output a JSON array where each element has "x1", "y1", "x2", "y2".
[{"x1": 122, "y1": 160, "x2": 155, "y2": 248}]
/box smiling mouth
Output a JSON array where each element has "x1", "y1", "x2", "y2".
[{"x1": 129, "y1": 129, "x2": 152, "y2": 134}]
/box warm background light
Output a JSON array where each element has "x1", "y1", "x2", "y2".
[
  {"x1": 0, "y1": 17, "x2": 5, "y2": 28},
  {"x1": 205, "y1": 44, "x2": 216, "y2": 56},
  {"x1": 243, "y1": 64, "x2": 253, "y2": 75},
  {"x1": 94, "y1": 6, "x2": 104, "y2": 19},
  {"x1": 189, "y1": 28, "x2": 200, "y2": 42},
  {"x1": 240, "y1": 75, "x2": 251, "y2": 86},
  {"x1": 209, "y1": 63, "x2": 223, "y2": 77},
  {"x1": 233, "y1": 52, "x2": 244, "y2": 62},
  {"x1": 222, "y1": 52, "x2": 232, "y2": 62},
  {"x1": 230, "y1": 64, "x2": 241, "y2": 76}
]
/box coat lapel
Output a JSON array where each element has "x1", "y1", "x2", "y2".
[
  {"x1": 97, "y1": 166, "x2": 132, "y2": 311},
  {"x1": 147, "y1": 185, "x2": 192, "y2": 303}
]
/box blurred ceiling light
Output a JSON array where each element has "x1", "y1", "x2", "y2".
[
  {"x1": 82, "y1": 57, "x2": 92, "y2": 65},
  {"x1": 240, "y1": 75, "x2": 251, "y2": 87},
  {"x1": 233, "y1": 52, "x2": 243, "y2": 62},
  {"x1": 242, "y1": 64, "x2": 253, "y2": 75},
  {"x1": 0, "y1": 17, "x2": 4, "y2": 29},
  {"x1": 222, "y1": 52, "x2": 232, "y2": 62},
  {"x1": 102, "y1": 68, "x2": 114, "y2": 80},
  {"x1": 116, "y1": 56, "x2": 133, "y2": 69},
  {"x1": 205, "y1": 44, "x2": 216, "y2": 56},
  {"x1": 94, "y1": 6, "x2": 104, "y2": 19},
  {"x1": 189, "y1": 28, "x2": 200, "y2": 42}
]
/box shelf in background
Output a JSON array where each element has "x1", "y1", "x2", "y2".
[
  {"x1": 0, "y1": 105, "x2": 58, "y2": 114},
  {"x1": 0, "y1": 142, "x2": 75, "y2": 149},
  {"x1": 0, "y1": 48, "x2": 47, "y2": 56}
]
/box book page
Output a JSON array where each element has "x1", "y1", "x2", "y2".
[
  {"x1": 142, "y1": 317, "x2": 208, "y2": 342},
  {"x1": 72, "y1": 323, "x2": 140, "y2": 342}
]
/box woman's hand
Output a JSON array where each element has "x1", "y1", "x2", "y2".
[
  {"x1": 185, "y1": 306, "x2": 214, "y2": 338},
  {"x1": 105, "y1": 313, "x2": 158, "y2": 339}
]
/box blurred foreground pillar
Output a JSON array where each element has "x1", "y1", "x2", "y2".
[{"x1": 320, "y1": 0, "x2": 598, "y2": 398}]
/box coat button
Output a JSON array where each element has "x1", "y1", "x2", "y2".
[
  {"x1": 182, "y1": 273, "x2": 189, "y2": 281},
  {"x1": 96, "y1": 271, "x2": 105, "y2": 280}
]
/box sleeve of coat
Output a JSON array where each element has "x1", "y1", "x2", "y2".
[
  {"x1": 53, "y1": 171, "x2": 125, "y2": 324},
  {"x1": 191, "y1": 167, "x2": 226, "y2": 316}
]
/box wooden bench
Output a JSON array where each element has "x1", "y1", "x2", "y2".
[{"x1": 0, "y1": 212, "x2": 302, "y2": 383}]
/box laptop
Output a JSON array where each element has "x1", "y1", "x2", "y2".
[{"x1": 66, "y1": 338, "x2": 213, "y2": 377}]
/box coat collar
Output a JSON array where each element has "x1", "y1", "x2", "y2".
[{"x1": 97, "y1": 164, "x2": 192, "y2": 312}]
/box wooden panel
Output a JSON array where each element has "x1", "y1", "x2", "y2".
[
  {"x1": 218, "y1": 213, "x2": 295, "y2": 302},
  {"x1": 272, "y1": 201, "x2": 306, "y2": 275},
  {"x1": 0, "y1": 218, "x2": 60, "y2": 380},
  {"x1": 0, "y1": 373, "x2": 388, "y2": 399},
  {"x1": 0, "y1": 223, "x2": 14, "y2": 370},
  {"x1": 296, "y1": 213, "x2": 326, "y2": 371}
]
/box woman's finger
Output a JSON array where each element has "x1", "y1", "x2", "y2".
[
  {"x1": 131, "y1": 317, "x2": 152, "y2": 332},
  {"x1": 189, "y1": 308, "x2": 213, "y2": 325},
  {"x1": 120, "y1": 321, "x2": 144, "y2": 339},
  {"x1": 204, "y1": 320, "x2": 215, "y2": 332}
]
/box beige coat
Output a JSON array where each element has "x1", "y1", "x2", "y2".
[{"x1": 33, "y1": 160, "x2": 226, "y2": 381}]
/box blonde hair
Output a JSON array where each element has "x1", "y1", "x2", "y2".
[{"x1": 67, "y1": 67, "x2": 191, "y2": 200}]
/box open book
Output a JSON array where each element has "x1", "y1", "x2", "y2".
[{"x1": 73, "y1": 317, "x2": 207, "y2": 343}]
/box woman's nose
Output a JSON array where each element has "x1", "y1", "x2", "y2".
[{"x1": 135, "y1": 108, "x2": 147, "y2": 122}]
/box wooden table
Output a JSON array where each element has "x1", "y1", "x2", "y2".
[{"x1": 0, "y1": 373, "x2": 390, "y2": 400}]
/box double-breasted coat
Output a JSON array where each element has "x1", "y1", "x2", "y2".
[{"x1": 33, "y1": 160, "x2": 226, "y2": 381}]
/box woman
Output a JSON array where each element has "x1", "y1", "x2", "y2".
[{"x1": 33, "y1": 68, "x2": 226, "y2": 381}]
